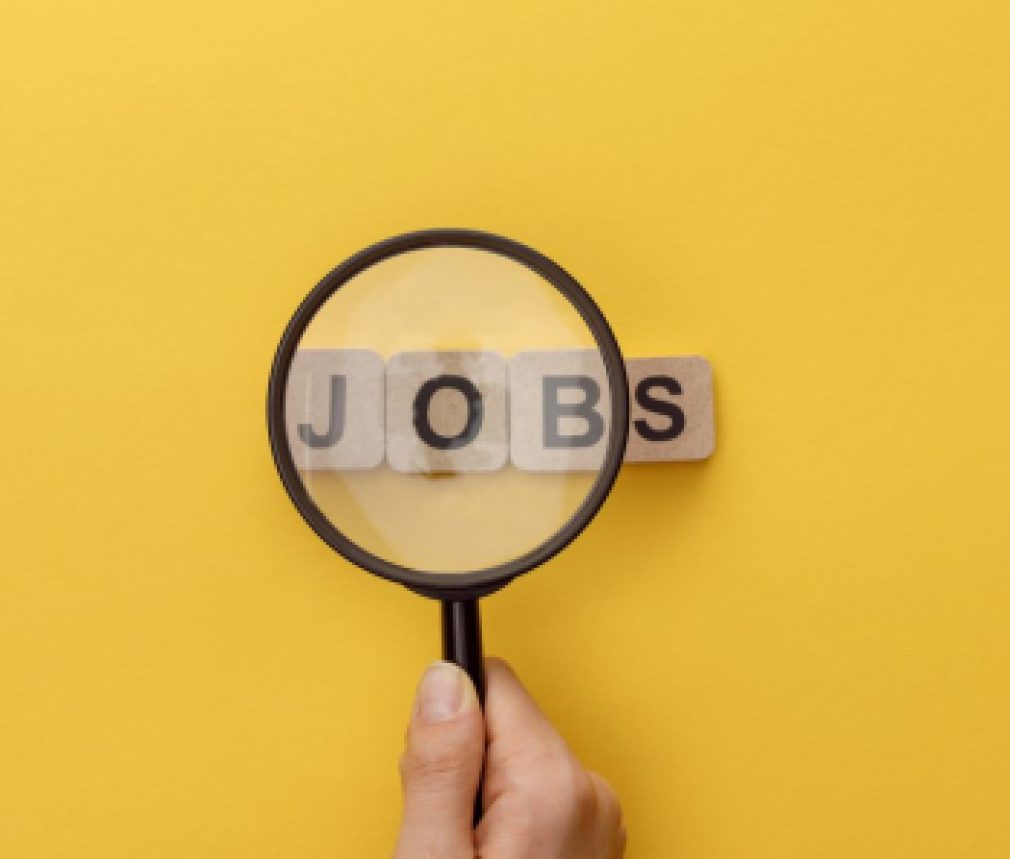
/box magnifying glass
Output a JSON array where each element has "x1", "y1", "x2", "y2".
[{"x1": 266, "y1": 229, "x2": 628, "y2": 808}]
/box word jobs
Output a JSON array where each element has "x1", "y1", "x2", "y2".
[{"x1": 285, "y1": 350, "x2": 714, "y2": 473}]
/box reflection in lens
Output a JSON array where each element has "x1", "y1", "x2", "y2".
[{"x1": 283, "y1": 246, "x2": 615, "y2": 574}]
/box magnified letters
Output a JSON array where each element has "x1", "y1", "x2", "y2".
[{"x1": 286, "y1": 349, "x2": 714, "y2": 472}]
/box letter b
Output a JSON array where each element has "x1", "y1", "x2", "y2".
[{"x1": 511, "y1": 350, "x2": 609, "y2": 472}]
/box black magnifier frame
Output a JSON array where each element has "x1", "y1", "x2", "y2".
[
  {"x1": 266, "y1": 229, "x2": 628, "y2": 819},
  {"x1": 267, "y1": 227, "x2": 629, "y2": 601}
]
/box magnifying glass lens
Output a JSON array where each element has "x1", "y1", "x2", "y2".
[{"x1": 282, "y1": 245, "x2": 618, "y2": 577}]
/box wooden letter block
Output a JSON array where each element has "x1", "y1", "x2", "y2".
[
  {"x1": 386, "y1": 351, "x2": 509, "y2": 473},
  {"x1": 510, "y1": 350, "x2": 611, "y2": 472},
  {"x1": 626, "y1": 355, "x2": 714, "y2": 462},
  {"x1": 285, "y1": 349, "x2": 385, "y2": 469}
]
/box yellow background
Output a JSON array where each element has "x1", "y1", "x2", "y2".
[{"x1": 2, "y1": 1, "x2": 1009, "y2": 856}]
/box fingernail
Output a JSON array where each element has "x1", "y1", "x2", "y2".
[{"x1": 416, "y1": 662, "x2": 465, "y2": 723}]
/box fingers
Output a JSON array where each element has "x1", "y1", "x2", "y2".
[
  {"x1": 483, "y1": 657, "x2": 569, "y2": 761},
  {"x1": 394, "y1": 658, "x2": 626, "y2": 858},
  {"x1": 393, "y1": 661, "x2": 483, "y2": 859},
  {"x1": 589, "y1": 772, "x2": 628, "y2": 855},
  {"x1": 478, "y1": 658, "x2": 626, "y2": 857}
]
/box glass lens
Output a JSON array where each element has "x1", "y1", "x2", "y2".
[{"x1": 283, "y1": 246, "x2": 616, "y2": 575}]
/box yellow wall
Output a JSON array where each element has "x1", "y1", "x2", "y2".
[{"x1": 2, "y1": 2, "x2": 1009, "y2": 856}]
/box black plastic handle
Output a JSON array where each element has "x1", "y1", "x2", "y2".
[{"x1": 441, "y1": 598, "x2": 485, "y2": 825}]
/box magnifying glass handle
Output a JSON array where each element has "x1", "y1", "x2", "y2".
[{"x1": 440, "y1": 598, "x2": 486, "y2": 826}]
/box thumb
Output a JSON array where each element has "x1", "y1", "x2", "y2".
[{"x1": 393, "y1": 661, "x2": 483, "y2": 859}]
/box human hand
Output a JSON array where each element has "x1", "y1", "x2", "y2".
[{"x1": 393, "y1": 658, "x2": 626, "y2": 858}]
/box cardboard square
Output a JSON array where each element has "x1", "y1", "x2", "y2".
[
  {"x1": 285, "y1": 348, "x2": 385, "y2": 469},
  {"x1": 626, "y1": 355, "x2": 714, "y2": 461},
  {"x1": 386, "y1": 351, "x2": 510, "y2": 473},
  {"x1": 510, "y1": 349, "x2": 611, "y2": 472}
]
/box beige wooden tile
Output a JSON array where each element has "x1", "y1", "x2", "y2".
[
  {"x1": 510, "y1": 349, "x2": 612, "y2": 472},
  {"x1": 386, "y1": 351, "x2": 509, "y2": 473},
  {"x1": 626, "y1": 355, "x2": 714, "y2": 462},
  {"x1": 285, "y1": 348, "x2": 385, "y2": 469}
]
